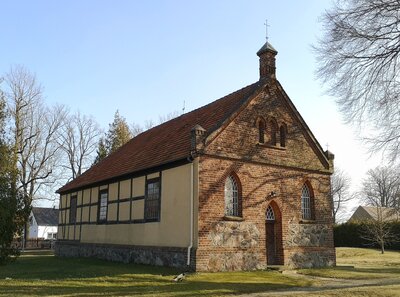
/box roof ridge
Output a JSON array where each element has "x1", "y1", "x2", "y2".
[
  {"x1": 57, "y1": 81, "x2": 262, "y2": 193},
  {"x1": 59, "y1": 81, "x2": 261, "y2": 191}
]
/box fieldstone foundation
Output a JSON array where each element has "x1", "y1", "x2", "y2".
[
  {"x1": 55, "y1": 241, "x2": 195, "y2": 269},
  {"x1": 287, "y1": 249, "x2": 336, "y2": 268},
  {"x1": 287, "y1": 224, "x2": 330, "y2": 247},
  {"x1": 208, "y1": 221, "x2": 260, "y2": 248}
]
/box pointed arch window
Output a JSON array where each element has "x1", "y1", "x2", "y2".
[
  {"x1": 280, "y1": 125, "x2": 286, "y2": 147},
  {"x1": 270, "y1": 120, "x2": 278, "y2": 146},
  {"x1": 224, "y1": 175, "x2": 241, "y2": 217},
  {"x1": 301, "y1": 184, "x2": 313, "y2": 220},
  {"x1": 258, "y1": 120, "x2": 266, "y2": 143},
  {"x1": 266, "y1": 205, "x2": 275, "y2": 221}
]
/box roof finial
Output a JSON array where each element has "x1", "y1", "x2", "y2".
[{"x1": 264, "y1": 19, "x2": 270, "y2": 42}]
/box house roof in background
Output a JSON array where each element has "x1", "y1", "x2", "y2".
[
  {"x1": 349, "y1": 206, "x2": 399, "y2": 222},
  {"x1": 32, "y1": 207, "x2": 59, "y2": 226},
  {"x1": 57, "y1": 81, "x2": 263, "y2": 194}
]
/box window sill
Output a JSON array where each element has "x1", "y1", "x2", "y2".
[
  {"x1": 257, "y1": 143, "x2": 287, "y2": 150},
  {"x1": 299, "y1": 219, "x2": 316, "y2": 224},
  {"x1": 223, "y1": 215, "x2": 244, "y2": 222}
]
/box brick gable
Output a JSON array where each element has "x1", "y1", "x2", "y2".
[{"x1": 203, "y1": 79, "x2": 332, "y2": 174}]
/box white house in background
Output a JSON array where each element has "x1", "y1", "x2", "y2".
[{"x1": 29, "y1": 207, "x2": 59, "y2": 239}]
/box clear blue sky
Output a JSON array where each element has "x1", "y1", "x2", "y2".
[{"x1": 0, "y1": 1, "x2": 380, "y2": 215}]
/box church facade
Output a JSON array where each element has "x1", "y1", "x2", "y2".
[{"x1": 56, "y1": 41, "x2": 336, "y2": 271}]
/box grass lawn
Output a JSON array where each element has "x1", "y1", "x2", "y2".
[
  {"x1": 0, "y1": 252, "x2": 310, "y2": 297},
  {"x1": 298, "y1": 248, "x2": 400, "y2": 280},
  {"x1": 1, "y1": 248, "x2": 400, "y2": 297}
]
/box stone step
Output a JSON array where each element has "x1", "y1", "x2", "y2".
[{"x1": 266, "y1": 265, "x2": 288, "y2": 272}]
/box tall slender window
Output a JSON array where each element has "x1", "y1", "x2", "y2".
[
  {"x1": 301, "y1": 184, "x2": 312, "y2": 220},
  {"x1": 69, "y1": 195, "x2": 77, "y2": 224},
  {"x1": 270, "y1": 120, "x2": 278, "y2": 146},
  {"x1": 280, "y1": 125, "x2": 286, "y2": 147},
  {"x1": 225, "y1": 175, "x2": 240, "y2": 217},
  {"x1": 258, "y1": 120, "x2": 265, "y2": 143},
  {"x1": 145, "y1": 178, "x2": 161, "y2": 221},
  {"x1": 98, "y1": 190, "x2": 108, "y2": 222}
]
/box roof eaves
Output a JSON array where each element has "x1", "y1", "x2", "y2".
[
  {"x1": 203, "y1": 82, "x2": 263, "y2": 146},
  {"x1": 275, "y1": 80, "x2": 331, "y2": 170}
]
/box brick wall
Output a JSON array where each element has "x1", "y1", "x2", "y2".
[{"x1": 195, "y1": 80, "x2": 335, "y2": 271}]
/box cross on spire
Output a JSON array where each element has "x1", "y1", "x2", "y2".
[{"x1": 264, "y1": 19, "x2": 270, "y2": 42}]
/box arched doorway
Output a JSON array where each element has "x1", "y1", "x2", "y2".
[{"x1": 265, "y1": 201, "x2": 283, "y2": 265}]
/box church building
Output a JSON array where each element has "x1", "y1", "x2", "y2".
[{"x1": 56, "y1": 40, "x2": 336, "y2": 271}]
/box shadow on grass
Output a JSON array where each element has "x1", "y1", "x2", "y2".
[
  {"x1": 0, "y1": 255, "x2": 311, "y2": 296},
  {"x1": 0, "y1": 255, "x2": 181, "y2": 280},
  {"x1": 0, "y1": 279, "x2": 308, "y2": 297},
  {"x1": 298, "y1": 265, "x2": 400, "y2": 280}
]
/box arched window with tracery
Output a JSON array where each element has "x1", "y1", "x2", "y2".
[
  {"x1": 224, "y1": 175, "x2": 241, "y2": 217},
  {"x1": 301, "y1": 183, "x2": 313, "y2": 220},
  {"x1": 266, "y1": 205, "x2": 275, "y2": 221},
  {"x1": 280, "y1": 124, "x2": 286, "y2": 147}
]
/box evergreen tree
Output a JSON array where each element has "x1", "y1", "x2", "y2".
[
  {"x1": 93, "y1": 111, "x2": 132, "y2": 164},
  {"x1": 105, "y1": 110, "x2": 132, "y2": 154},
  {"x1": 93, "y1": 137, "x2": 108, "y2": 164}
]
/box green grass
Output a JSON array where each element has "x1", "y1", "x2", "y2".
[
  {"x1": 2, "y1": 248, "x2": 400, "y2": 296},
  {"x1": 0, "y1": 252, "x2": 310, "y2": 296},
  {"x1": 298, "y1": 248, "x2": 400, "y2": 280}
]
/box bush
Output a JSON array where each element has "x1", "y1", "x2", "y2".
[{"x1": 334, "y1": 221, "x2": 400, "y2": 250}]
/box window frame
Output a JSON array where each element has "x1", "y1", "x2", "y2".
[
  {"x1": 224, "y1": 174, "x2": 242, "y2": 218},
  {"x1": 97, "y1": 189, "x2": 108, "y2": 223},
  {"x1": 266, "y1": 205, "x2": 275, "y2": 221},
  {"x1": 144, "y1": 177, "x2": 161, "y2": 222},
  {"x1": 269, "y1": 120, "x2": 278, "y2": 146},
  {"x1": 258, "y1": 120, "x2": 266, "y2": 144},
  {"x1": 301, "y1": 183, "x2": 314, "y2": 221},
  {"x1": 69, "y1": 195, "x2": 77, "y2": 224},
  {"x1": 280, "y1": 125, "x2": 287, "y2": 147}
]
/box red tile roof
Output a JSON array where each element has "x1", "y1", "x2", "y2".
[{"x1": 57, "y1": 81, "x2": 262, "y2": 193}]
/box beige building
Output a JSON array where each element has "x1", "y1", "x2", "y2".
[{"x1": 56, "y1": 40, "x2": 336, "y2": 271}]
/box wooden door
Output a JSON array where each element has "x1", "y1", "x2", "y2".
[{"x1": 266, "y1": 221, "x2": 276, "y2": 265}]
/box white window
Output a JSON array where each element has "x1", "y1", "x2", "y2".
[
  {"x1": 225, "y1": 175, "x2": 239, "y2": 217},
  {"x1": 301, "y1": 184, "x2": 312, "y2": 220},
  {"x1": 47, "y1": 233, "x2": 57, "y2": 239},
  {"x1": 98, "y1": 190, "x2": 108, "y2": 222}
]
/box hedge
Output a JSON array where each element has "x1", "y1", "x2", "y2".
[{"x1": 334, "y1": 221, "x2": 400, "y2": 250}]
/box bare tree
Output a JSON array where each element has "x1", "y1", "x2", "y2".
[
  {"x1": 331, "y1": 168, "x2": 353, "y2": 223},
  {"x1": 362, "y1": 166, "x2": 400, "y2": 209},
  {"x1": 130, "y1": 122, "x2": 143, "y2": 137},
  {"x1": 158, "y1": 110, "x2": 180, "y2": 124},
  {"x1": 130, "y1": 110, "x2": 180, "y2": 137},
  {"x1": 315, "y1": 0, "x2": 400, "y2": 160},
  {"x1": 59, "y1": 112, "x2": 101, "y2": 180},
  {"x1": 361, "y1": 206, "x2": 396, "y2": 254},
  {"x1": 3, "y1": 66, "x2": 66, "y2": 202}
]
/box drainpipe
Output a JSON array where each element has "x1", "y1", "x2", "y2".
[{"x1": 187, "y1": 158, "x2": 194, "y2": 267}]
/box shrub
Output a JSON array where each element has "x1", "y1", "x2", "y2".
[{"x1": 334, "y1": 221, "x2": 400, "y2": 250}]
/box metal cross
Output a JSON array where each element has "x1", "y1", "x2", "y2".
[{"x1": 264, "y1": 19, "x2": 270, "y2": 42}]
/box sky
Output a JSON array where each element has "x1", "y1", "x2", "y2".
[{"x1": 0, "y1": 1, "x2": 382, "y2": 217}]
